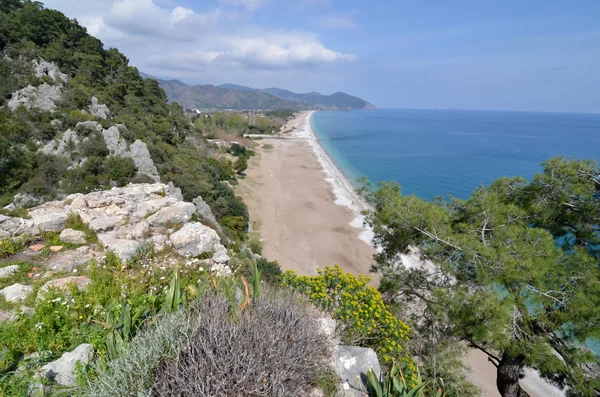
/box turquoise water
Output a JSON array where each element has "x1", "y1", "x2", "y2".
[
  {"x1": 311, "y1": 109, "x2": 600, "y2": 200},
  {"x1": 312, "y1": 109, "x2": 600, "y2": 356}
]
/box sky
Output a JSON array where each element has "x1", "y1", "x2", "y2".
[{"x1": 42, "y1": 0, "x2": 600, "y2": 113}]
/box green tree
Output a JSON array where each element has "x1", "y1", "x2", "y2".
[
  {"x1": 363, "y1": 157, "x2": 600, "y2": 397},
  {"x1": 234, "y1": 155, "x2": 248, "y2": 174}
]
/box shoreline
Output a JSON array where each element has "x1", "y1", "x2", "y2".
[
  {"x1": 236, "y1": 110, "x2": 376, "y2": 278},
  {"x1": 295, "y1": 111, "x2": 375, "y2": 245}
]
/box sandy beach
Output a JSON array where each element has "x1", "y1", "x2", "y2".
[
  {"x1": 237, "y1": 111, "x2": 565, "y2": 397},
  {"x1": 237, "y1": 111, "x2": 376, "y2": 278}
]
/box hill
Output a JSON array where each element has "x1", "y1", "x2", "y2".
[
  {"x1": 142, "y1": 77, "x2": 375, "y2": 110},
  {"x1": 154, "y1": 78, "x2": 306, "y2": 110}
]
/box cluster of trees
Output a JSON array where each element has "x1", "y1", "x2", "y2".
[
  {"x1": 0, "y1": 0, "x2": 249, "y2": 240},
  {"x1": 364, "y1": 157, "x2": 600, "y2": 397},
  {"x1": 193, "y1": 111, "x2": 286, "y2": 137}
]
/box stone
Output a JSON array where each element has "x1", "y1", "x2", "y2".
[
  {"x1": 49, "y1": 246, "x2": 64, "y2": 252},
  {"x1": 75, "y1": 120, "x2": 102, "y2": 132},
  {"x1": 40, "y1": 276, "x2": 91, "y2": 295},
  {"x1": 151, "y1": 234, "x2": 168, "y2": 251},
  {"x1": 30, "y1": 244, "x2": 45, "y2": 252},
  {"x1": 316, "y1": 317, "x2": 337, "y2": 341},
  {"x1": 147, "y1": 202, "x2": 196, "y2": 227},
  {"x1": 89, "y1": 216, "x2": 121, "y2": 232},
  {"x1": 12, "y1": 192, "x2": 43, "y2": 208},
  {"x1": 102, "y1": 126, "x2": 127, "y2": 156},
  {"x1": 39, "y1": 344, "x2": 94, "y2": 386},
  {"x1": 59, "y1": 228, "x2": 87, "y2": 245},
  {"x1": 0, "y1": 310, "x2": 16, "y2": 323},
  {"x1": 33, "y1": 60, "x2": 67, "y2": 83},
  {"x1": 332, "y1": 345, "x2": 381, "y2": 397},
  {"x1": 90, "y1": 96, "x2": 109, "y2": 119},
  {"x1": 33, "y1": 212, "x2": 68, "y2": 232},
  {"x1": 7, "y1": 83, "x2": 62, "y2": 112},
  {"x1": 0, "y1": 265, "x2": 19, "y2": 279},
  {"x1": 70, "y1": 196, "x2": 88, "y2": 210},
  {"x1": 212, "y1": 244, "x2": 230, "y2": 264},
  {"x1": 128, "y1": 140, "x2": 160, "y2": 181},
  {"x1": 0, "y1": 283, "x2": 33, "y2": 303},
  {"x1": 192, "y1": 196, "x2": 222, "y2": 233},
  {"x1": 108, "y1": 239, "x2": 140, "y2": 262},
  {"x1": 41, "y1": 129, "x2": 79, "y2": 158},
  {"x1": 169, "y1": 222, "x2": 226, "y2": 257},
  {"x1": 0, "y1": 215, "x2": 36, "y2": 238},
  {"x1": 116, "y1": 221, "x2": 149, "y2": 240},
  {"x1": 132, "y1": 197, "x2": 177, "y2": 219}
]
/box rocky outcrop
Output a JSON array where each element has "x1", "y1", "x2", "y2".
[
  {"x1": 75, "y1": 120, "x2": 103, "y2": 132},
  {"x1": 38, "y1": 344, "x2": 94, "y2": 387},
  {"x1": 169, "y1": 222, "x2": 230, "y2": 263},
  {"x1": 41, "y1": 129, "x2": 80, "y2": 158},
  {"x1": 128, "y1": 140, "x2": 160, "y2": 181},
  {"x1": 33, "y1": 59, "x2": 68, "y2": 83},
  {"x1": 0, "y1": 283, "x2": 33, "y2": 303},
  {"x1": 59, "y1": 228, "x2": 86, "y2": 245},
  {"x1": 0, "y1": 265, "x2": 19, "y2": 279},
  {"x1": 0, "y1": 184, "x2": 229, "y2": 265},
  {"x1": 333, "y1": 345, "x2": 381, "y2": 396},
  {"x1": 7, "y1": 83, "x2": 62, "y2": 112},
  {"x1": 89, "y1": 96, "x2": 109, "y2": 119},
  {"x1": 101, "y1": 126, "x2": 160, "y2": 181},
  {"x1": 193, "y1": 196, "x2": 222, "y2": 233},
  {"x1": 39, "y1": 276, "x2": 91, "y2": 296}
]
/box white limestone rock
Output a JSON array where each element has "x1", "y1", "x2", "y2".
[
  {"x1": 59, "y1": 228, "x2": 87, "y2": 245},
  {"x1": 128, "y1": 140, "x2": 160, "y2": 181},
  {"x1": 108, "y1": 239, "x2": 140, "y2": 262},
  {"x1": 33, "y1": 60, "x2": 67, "y2": 83},
  {"x1": 89, "y1": 216, "x2": 121, "y2": 232},
  {"x1": 0, "y1": 265, "x2": 19, "y2": 279},
  {"x1": 32, "y1": 212, "x2": 67, "y2": 232},
  {"x1": 40, "y1": 276, "x2": 91, "y2": 296},
  {"x1": 90, "y1": 96, "x2": 109, "y2": 119},
  {"x1": 75, "y1": 120, "x2": 102, "y2": 132},
  {"x1": 102, "y1": 126, "x2": 127, "y2": 156},
  {"x1": 332, "y1": 345, "x2": 381, "y2": 396},
  {"x1": 169, "y1": 222, "x2": 226, "y2": 258},
  {"x1": 7, "y1": 83, "x2": 62, "y2": 112},
  {"x1": 147, "y1": 202, "x2": 195, "y2": 227},
  {"x1": 39, "y1": 344, "x2": 94, "y2": 386},
  {"x1": 0, "y1": 283, "x2": 33, "y2": 303}
]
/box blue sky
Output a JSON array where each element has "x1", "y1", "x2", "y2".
[{"x1": 44, "y1": 0, "x2": 600, "y2": 113}]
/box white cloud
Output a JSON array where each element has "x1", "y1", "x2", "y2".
[{"x1": 43, "y1": 0, "x2": 354, "y2": 77}]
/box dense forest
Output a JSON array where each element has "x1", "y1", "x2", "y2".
[{"x1": 0, "y1": 0, "x2": 248, "y2": 239}]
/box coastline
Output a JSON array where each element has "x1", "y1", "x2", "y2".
[
  {"x1": 296, "y1": 111, "x2": 375, "y2": 245},
  {"x1": 236, "y1": 110, "x2": 376, "y2": 279}
]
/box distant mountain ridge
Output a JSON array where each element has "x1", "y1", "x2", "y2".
[{"x1": 144, "y1": 76, "x2": 375, "y2": 110}]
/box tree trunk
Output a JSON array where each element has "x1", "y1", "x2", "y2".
[{"x1": 496, "y1": 352, "x2": 531, "y2": 397}]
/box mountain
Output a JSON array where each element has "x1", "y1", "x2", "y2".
[
  {"x1": 141, "y1": 77, "x2": 375, "y2": 110},
  {"x1": 151, "y1": 79, "x2": 306, "y2": 110}
]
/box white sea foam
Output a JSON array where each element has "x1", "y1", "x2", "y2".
[{"x1": 295, "y1": 112, "x2": 375, "y2": 246}]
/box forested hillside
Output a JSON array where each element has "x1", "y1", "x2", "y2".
[{"x1": 0, "y1": 0, "x2": 248, "y2": 237}]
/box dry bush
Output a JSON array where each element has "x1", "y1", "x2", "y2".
[{"x1": 152, "y1": 291, "x2": 329, "y2": 397}]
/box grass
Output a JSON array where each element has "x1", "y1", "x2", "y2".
[
  {"x1": 65, "y1": 214, "x2": 98, "y2": 244},
  {"x1": 261, "y1": 143, "x2": 274, "y2": 150}
]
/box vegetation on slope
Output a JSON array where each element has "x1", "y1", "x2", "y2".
[
  {"x1": 0, "y1": 0, "x2": 248, "y2": 237},
  {"x1": 364, "y1": 157, "x2": 600, "y2": 397}
]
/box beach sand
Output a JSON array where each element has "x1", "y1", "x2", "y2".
[
  {"x1": 237, "y1": 111, "x2": 564, "y2": 397},
  {"x1": 237, "y1": 111, "x2": 376, "y2": 278}
]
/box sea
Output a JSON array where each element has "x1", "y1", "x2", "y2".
[
  {"x1": 311, "y1": 108, "x2": 600, "y2": 356},
  {"x1": 311, "y1": 109, "x2": 600, "y2": 200}
]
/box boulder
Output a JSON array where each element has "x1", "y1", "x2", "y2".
[
  {"x1": 0, "y1": 283, "x2": 33, "y2": 303},
  {"x1": 40, "y1": 276, "x2": 91, "y2": 296},
  {"x1": 169, "y1": 222, "x2": 225, "y2": 257},
  {"x1": 70, "y1": 195, "x2": 88, "y2": 210},
  {"x1": 102, "y1": 126, "x2": 127, "y2": 156},
  {"x1": 192, "y1": 196, "x2": 222, "y2": 232},
  {"x1": 132, "y1": 197, "x2": 177, "y2": 219},
  {"x1": 41, "y1": 129, "x2": 79, "y2": 158},
  {"x1": 33, "y1": 59, "x2": 67, "y2": 83},
  {"x1": 39, "y1": 344, "x2": 94, "y2": 386},
  {"x1": 59, "y1": 228, "x2": 87, "y2": 245},
  {"x1": 0, "y1": 265, "x2": 19, "y2": 279},
  {"x1": 75, "y1": 120, "x2": 102, "y2": 132},
  {"x1": 45, "y1": 249, "x2": 96, "y2": 274},
  {"x1": 89, "y1": 216, "x2": 121, "y2": 232},
  {"x1": 13, "y1": 192, "x2": 44, "y2": 208},
  {"x1": 116, "y1": 220, "x2": 149, "y2": 240},
  {"x1": 32, "y1": 212, "x2": 67, "y2": 232},
  {"x1": 7, "y1": 83, "x2": 62, "y2": 112},
  {"x1": 129, "y1": 140, "x2": 160, "y2": 181},
  {"x1": 212, "y1": 244, "x2": 230, "y2": 264},
  {"x1": 147, "y1": 202, "x2": 196, "y2": 227},
  {"x1": 90, "y1": 96, "x2": 109, "y2": 119},
  {"x1": 332, "y1": 345, "x2": 381, "y2": 396},
  {"x1": 108, "y1": 239, "x2": 140, "y2": 262},
  {"x1": 0, "y1": 215, "x2": 36, "y2": 238}
]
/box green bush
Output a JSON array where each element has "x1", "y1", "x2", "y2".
[{"x1": 103, "y1": 156, "x2": 136, "y2": 186}]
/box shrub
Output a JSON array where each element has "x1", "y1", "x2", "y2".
[
  {"x1": 256, "y1": 258, "x2": 282, "y2": 284},
  {"x1": 280, "y1": 266, "x2": 414, "y2": 372},
  {"x1": 103, "y1": 156, "x2": 136, "y2": 186},
  {"x1": 151, "y1": 291, "x2": 329, "y2": 397}
]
